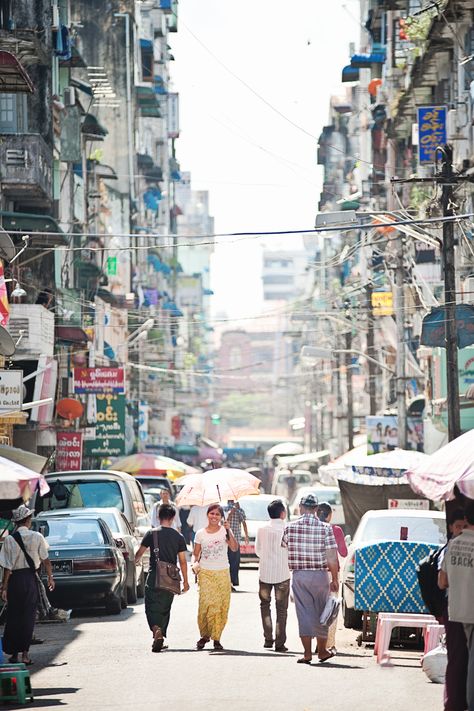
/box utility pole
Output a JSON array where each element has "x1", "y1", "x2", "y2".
[
  {"x1": 440, "y1": 145, "x2": 461, "y2": 441},
  {"x1": 344, "y1": 300, "x2": 354, "y2": 450},
  {"x1": 366, "y1": 283, "x2": 377, "y2": 415},
  {"x1": 395, "y1": 237, "x2": 407, "y2": 449}
]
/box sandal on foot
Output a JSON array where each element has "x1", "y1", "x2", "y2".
[
  {"x1": 8, "y1": 655, "x2": 18, "y2": 664},
  {"x1": 213, "y1": 640, "x2": 224, "y2": 651},
  {"x1": 297, "y1": 657, "x2": 312, "y2": 664},
  {"x1": 196, "y1": 636, "x2": 210, "y2": 650},
  {"x1": 318, "y1": 651, "x2": 336, "y2": 663},
  {"x1": 21, "y1": 657, "x2": 33, "y2": 666},
  {"x1": 152, "y1": 628, "x2": 164, "y2": 653}
]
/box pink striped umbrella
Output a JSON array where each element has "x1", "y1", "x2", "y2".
[{"x1": 406, "y1": 429, "x2": 474, "y2": 501}]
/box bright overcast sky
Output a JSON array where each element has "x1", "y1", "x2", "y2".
[{"x1": 172, "y1": 1, "x2": 358, "y2": 318}]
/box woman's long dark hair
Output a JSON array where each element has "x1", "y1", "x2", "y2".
[{"x1": 207, "y1": 504, "x2": 224, "y2": 517}]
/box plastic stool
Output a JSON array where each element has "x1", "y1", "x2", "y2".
[
  {"x1": 423, "y1": 623, "x2": 445, "y2": 656},
  {"x1": 374, "y1": 614, "x2": 436, "y2": 664},
  {"x1": 0, "y1": 665, "x2": 33, "y2": 704}
]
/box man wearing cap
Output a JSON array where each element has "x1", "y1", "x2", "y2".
[
  {"x1": 282, "y1": 493, "x2": 339, "y2": 664},
  {"x1": 0, "y1": 505, "x2": 55, "y2": 665}
]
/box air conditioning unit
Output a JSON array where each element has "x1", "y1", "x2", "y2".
[
  {"x1": 7, "y1": 304, "x2": 55, "y2": 360},
  {"x1": 447, "y1": 108, "x2": 458, "y2": 140},
  {"x1": 64, "y1": 86, "x2": 76, "y2": 107}
]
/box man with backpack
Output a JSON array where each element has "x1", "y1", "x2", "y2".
[{"x1": 439, "y1": 501, "x2": 474, "y2": 711}]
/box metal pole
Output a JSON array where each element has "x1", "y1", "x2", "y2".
[
  {"x1": 441, "y1": 144, "x2": 461, "y2": 441},
  {"x1": 395, "y1": 236, "x2": 407, "y2": 448},
  {"x1": 345, "y1": 328, "x2": 354, "y2": 450},
  {"x1": 366, "y1": 283, "x2": 377, "y2": 414},
  {"x1": 335, "y1": 350, "x2": 344, "y2": 455},
  {"x1": 114, "y1": 12, "x2": 135, "y2": 205}
]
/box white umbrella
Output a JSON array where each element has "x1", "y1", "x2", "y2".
[
  {"x1": 0, "y1": 456, "x2": 50, "y2": 502},
  {"x1": 266, "y1": 442, "x2": 303, "y2": 457},
  {"x1": 406, "y1": 430, "x2": 474, "y2": 501},
  {"x1": 175, "y1": 467, "x2": 261, "y2": 506}
]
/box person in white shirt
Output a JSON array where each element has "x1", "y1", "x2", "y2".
[
  {"x1": 151, "y1": 490, "x2": 181, "y2": 532},
  {"x1": 255, "y1": 499, "x2": 291, "y2": 652},
  {"x1": 187, "y1": 504, "x2": 212, "y2": 541}
]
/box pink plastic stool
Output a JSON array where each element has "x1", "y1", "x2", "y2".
[
  {"x1": 423, "y1": 623, "x2": 445, "y2": 656},
  {"x1": 374, "y1": 613, "x2": 437, "y2": 663}
]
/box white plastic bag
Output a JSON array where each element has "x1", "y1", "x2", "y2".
[
  {"x1": 320, "y1": 594, "x2": 341, "y2": 626},
  {"x1": 422, "y1": 644, "x2": 447, "y2": 684}
]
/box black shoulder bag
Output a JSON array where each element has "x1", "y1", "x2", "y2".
[
  {"x1": 12, "y1": 531, "x2": 52, "y2": 618},
  {"x1": 152, "y1": 529, "x2": 182, "y2": 595}
]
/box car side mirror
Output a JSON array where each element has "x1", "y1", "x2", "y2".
[{"x1": 344, "y1": 534, "x2": 352, "y2": 547}]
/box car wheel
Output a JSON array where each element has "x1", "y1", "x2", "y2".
[
  {"x1": 105, "y1": 594, "x2": 122, "y2": 615},
  {"x1": 137, "y1": 568, "x2": 145, "y2": 598},
  {"x1": 127, "y1": 564, "x2": 138, "y2": 604},
  {"x1": 342, "y1": 595, "x2": 363, "y2": 629}
]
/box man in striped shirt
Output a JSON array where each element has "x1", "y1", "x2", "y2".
[{"x1": 255, "y1": 499, "x2": 291, "y2": 652}]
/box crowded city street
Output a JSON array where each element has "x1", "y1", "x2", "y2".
[{"x1": 19, "y1": 567, "x2": 441, "y2": 711}]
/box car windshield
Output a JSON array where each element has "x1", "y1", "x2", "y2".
[
  {"x1": 38, "y1": 481, "x2": 124, "y2": 512},
  {"x1": 296, "y1": 488, "x2": 341, "y2": 506},
  {"x1": 96, "y1": 513, "x2": 120, "y2": 533},
  {"x1": 239, "y1": 499, "x2": 274, "y2": 521},
  {"x1": 137, "y1": 478, "x2": 170, "y2": 492},
  {"x1": 37, "y1": 518, "x2": 106, "y2": 546},
  {"x1": 357, "y1": 515, "x2": 446, "y2": 546}
]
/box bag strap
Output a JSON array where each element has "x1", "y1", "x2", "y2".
[
  {"x1": 152, "y1": 528, "x2": 161, "y2": 561},
  {"x1": 12, "y1": 531, "x2": 37, "y2": 573}
]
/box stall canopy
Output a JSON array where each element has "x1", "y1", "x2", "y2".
[
  {"x1": 0, "y1": 455, "x2": 49, "y2": 506},
  {"x1": 278, "y1": 450, "x2": 330, "y2": 469},
  {"x1": 266, "y1": 442, "x2": 303, "y2": 458}
]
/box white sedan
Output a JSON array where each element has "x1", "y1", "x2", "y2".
[{"x1": 237, "y1": 494, "x2": 289, "y2": 564}]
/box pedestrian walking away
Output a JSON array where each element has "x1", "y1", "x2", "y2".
[
  {"x1": 187, "y1": 504, "x2": 210, "y2": 543},
  {"x1": 439, "y1": 499, "x2": 474, "y2": 711},
  {"x1": 255, "y1": 499, "x2": 291, "y2": 652},
  {"x1": 0, "y1": 505, "x2": 55, "y2": 665},
  {"x1": 135, "y1": 503, "x2": 189, "y2": 652},
  {"x1": 283, "y1": 493, "x2": 339, "y2": 665},
  {"x1": 316, "y1": 501, "x2": 347, "y2": 654},
  {"x1": 192, "y1": 503, "x2": 239, "y2": 651},
  {"x1": 225, "y1": 499, "x2": 249, "y2": 590}
]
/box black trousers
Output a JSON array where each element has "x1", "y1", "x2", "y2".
[
  {"x1": 3, "y1": 569, "x2": 38, "y2": 655},
  {"x1": 227, "y1": 547, "x2": 240, "y2": 586}
]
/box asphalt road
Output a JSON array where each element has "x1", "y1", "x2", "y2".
[{"x1": 6, "y1": 568, "x2": 443, "y2": 711}]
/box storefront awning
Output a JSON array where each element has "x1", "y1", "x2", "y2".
[
  {"x1": 82, "y1": 113, "x2": 108, "y2": 139},
  {"x1": 0, "y1": 212, "x2": 68, "y2": 248},
  {"x1": 350, "y1": 51, "x2": 386, "y2": 68},
  {"x1": 0, "y1": 50, "x2": 34, "y2": 93},
  {"x1": 55, "y1": 325, "x2": 90, "y2": 344},
  {"x1": 342, "y1": 65, "x2": 360, "y2": 83}
]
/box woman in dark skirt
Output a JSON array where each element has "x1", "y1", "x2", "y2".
[{"x1": 0, "y1": 505, "x2": 54, "y2": 665}]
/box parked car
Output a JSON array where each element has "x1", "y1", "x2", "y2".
[
  {"x1": 271, "y1": 469, "x2": 314, "y2": 497},
  {"x1": 33, "y1": 470, "x2": 150, "y2": 534},
  {"x1": 36, "y1": 507, "x2": 146, "y2": 604},
  {"x1": 341, "y1": 509, "x2": 446, "y2": 629},
  {"x1": 143, "y1": 485, "x2": 176, "y2": 513},
  {"x1": 290, "y1": 485, "x2": 344, "y2": 527},
  {"x1": 34, "y1": 514, "x2": 127, "y2": 614},
  {"x1": 238, "y1": 494, "x2": 289, "y2": 564},
  {"x1": 136, "y1": 476, "x2": 175, "y2": 498}
]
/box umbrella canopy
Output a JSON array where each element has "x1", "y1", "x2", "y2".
[
  {"x1": 109, "y1": 453, "x2": 190, "y2": 480},
  {"x1": 406, "y1": 430, "x2": 474, "y2": 501},
  {"x1": 349, "y1": 449, "x2": 428, "y2": 478},
  {"x1": 266, "y1": 442, "x2": 303, "y2": 457},
  {"x1": 175, "y1": 468, "x2": 261, "y2": 506},
  {"x1": 0, "y1": 456, "x2": 49, "y2": 502},
  {"x1": 0, "y1": 445, "x2": 47, "y2": 474}
]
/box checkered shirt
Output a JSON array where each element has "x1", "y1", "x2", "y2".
[
  {"x1": 226, "y1": 506, "x2": 246, "y2": 543},
  {"x1": 282, "y1": 514, "x2": 337, "y2": 571}
]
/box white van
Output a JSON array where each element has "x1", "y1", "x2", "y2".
[{"x1": 271, "y1": 468, "x2": 314, "y2": 497}]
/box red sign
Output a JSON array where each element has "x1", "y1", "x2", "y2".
[
  {"x1": 73, "y1": 367, "x2": 125, "y2": 394},
  {"x1": 56, "y1": 431, "x2": 83, "y2": 471},
  {"x1": 171, "y1": 415, "x2": 181, "y2": 438}
]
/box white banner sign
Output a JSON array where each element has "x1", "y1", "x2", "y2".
[{"x1": 0, "y1": 370, "x2": 23, "y2": 411}]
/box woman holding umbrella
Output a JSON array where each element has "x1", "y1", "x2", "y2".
[{"x1": 192, "y1": 504, "x2": 239, "y2": 650}]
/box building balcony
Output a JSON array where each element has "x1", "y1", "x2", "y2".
[{"x1": 0, "y1": 133, "x2": 52, "y2": 207}]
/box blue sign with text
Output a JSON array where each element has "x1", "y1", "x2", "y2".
[{"x1": 418, "y1": 106, "x2": 447, "y2": 164}]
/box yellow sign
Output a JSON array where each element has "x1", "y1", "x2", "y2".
[{"x1": 372, "y1": 291, "x2": 393, "y2": 316}]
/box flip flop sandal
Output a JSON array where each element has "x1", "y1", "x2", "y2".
[
  {"x1": 196, "y1": 637, "x2": 210, "y2": 650},
  {"x1": 318, "y1": 652, "x2": 336, "y2": 663},
  {"x1": 152, "y1": 629, "x2": 164, "y2": 653},
  {"x1": 297, "y1": 658, "x2": 312, "y2": 664},
  {"x1": 213, "y1": 641, "x2": 224, "y2": 651}
]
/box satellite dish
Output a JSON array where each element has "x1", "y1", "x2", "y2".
[
  {"x1": 0, "y1": 325, "x2": 16, "y2": 357},
  {"x1": 56, "y1": 398, "x2": 84, "y2": 420},
  {"x1": 0, "y1": 228, "x2": 16, "y2": 263}
]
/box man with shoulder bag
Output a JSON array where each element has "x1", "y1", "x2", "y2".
[{"x1": 135, "y1": 503, "x2": 189, "y2": 652}]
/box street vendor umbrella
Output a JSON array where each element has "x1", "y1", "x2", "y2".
[
  {"x1": 349, "y1": 449, "x2": 428, "y2": 479},
  {"x1": 175, "y1": 467, "x2": 261, "y2": 506},
  {"x1": 0, "y1": 455, "x2": 49, "y2": 502},
  {"x1": 406, "y1": 429, "x2": 474, "y2": 501},
  {"x1": 109, "y1": 452, "x2": 190, "y2": 481}
]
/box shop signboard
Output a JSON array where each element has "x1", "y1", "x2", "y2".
[
  {"x1": 56, "y1": 431, "x2": 83, "y2": 471},
  {"x1": 371, "y1": 291, "x2": 393, "y2": 316},
  {"x1": 83, "y1": 394, "x2": 126, "y2": 457},
  {"x1": 417, "y1": 106, "x2": 447, "y2": 165},
  {"x1": 74, "y1": 367, "x2": 125, "y2": 394},
  {"x1": 0, "y1": 370, "x2": 22, "y2": 412},
  {"x1": 388, "y1": 499, "x2": 429, "y2": 510}
]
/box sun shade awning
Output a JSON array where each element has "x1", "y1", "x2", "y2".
[
  {"x1": 71, "y1": 78, "x2": 93, "y2": 96},
  {"x1": 59, "y1": 44, "x2": 87, "y2": 68},
  {"x1": 55, "y1": 325, "x2": 90, "y2": 343},
  {"x1": 350, "y1": 51, "x2": 386, "y2": 68},
  {"x1": 0, "y1": 211, "x2": 68, "y2": 247},
  {"x1": 342, "y1": 65, "x2": 360, "y2": 82},
  {"x1": 82, "y1": 113, "x2": 108, "y2": 139},
  {"x1": 0, "y1": 50, "x2": 34, "y2": 93}
]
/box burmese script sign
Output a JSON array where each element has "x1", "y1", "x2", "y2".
[
  {"x1": 0, "y1": 370, "x2": 23, "y2": 412},
  {"x1": 56, "y1": 431, "x2": 83, "y2": 471},
  {"x1": 417, "y1": 106, "x2": 447, "y2": 165},
  {"x1": 83, "y1": 394, "x2": 126, "y2": 457},
  {"x1": 74, "y1": 367, "x2": 125, "y2": 394}
]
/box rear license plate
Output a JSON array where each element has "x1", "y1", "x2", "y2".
[
  {"x1": 240, "y1": 544, "x2": 255, "y2": 555},
  {"x1": 51, "y1": 560, "x2": 72, "y2": 575}
]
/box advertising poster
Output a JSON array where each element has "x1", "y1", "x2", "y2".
[{"x1": 366, "y1": 415, "x2": 424, "y2": 454}]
